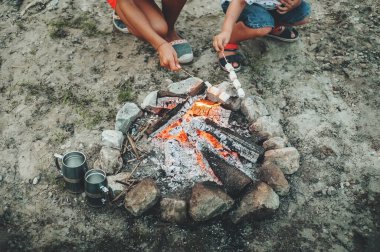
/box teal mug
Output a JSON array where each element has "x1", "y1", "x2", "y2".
[
  {"x1": 84, "y1": 169, "x2": 109, "y2": 207},
  {"x1": 54, "y1": 151, "x2": 88, "y2": 193}
]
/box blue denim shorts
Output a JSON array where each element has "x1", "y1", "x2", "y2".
[{"x1": 222, "y1": 1, "x2": 311, "y2": 29}]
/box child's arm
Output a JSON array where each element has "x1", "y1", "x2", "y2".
[{"x1": 213, "y1": 0, "x2": 247, "y2": 52}]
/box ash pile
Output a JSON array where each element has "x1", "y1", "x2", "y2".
[{"x1": 95, "y1": 77, "x2": 300, "y2": 224}]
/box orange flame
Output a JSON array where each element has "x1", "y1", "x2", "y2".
[{"x1": 155, "y1": 99, "x2": 237, "y2": 177}]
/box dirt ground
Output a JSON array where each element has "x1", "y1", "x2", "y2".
[{"x1": 0, "y1": 0, "x2": 379, "y2": 251}]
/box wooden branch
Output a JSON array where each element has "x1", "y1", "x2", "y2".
[{"x1": 127, "y1": 134, "x2": 140, "y2": 160}]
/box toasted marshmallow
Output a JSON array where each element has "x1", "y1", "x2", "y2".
[
  {"x1": 219, "y1": 92, "x2": 231, "y2": 102},
  {"x1": 204, "y1": 81, "x2": 212, "y2": 88},
  {"x1": 208, "y1": 86, "x2": 220, "y2": 96}
]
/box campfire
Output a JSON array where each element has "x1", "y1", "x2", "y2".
[
  {"x1": 96, "y1": 77, "x2": 300, "y2": 224},
  {"x1": 147, "y1": 94, "x2": 264, "y2": 192}
]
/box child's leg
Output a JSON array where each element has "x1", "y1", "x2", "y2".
[
  {"x1": 229, "y1": 22, "x2": 272, "y2": 44},
  {"x1": 162, "y1": 0, "x2": 187, "y2": 41},
  {"x1": 223, "y1": 3, "x2": 274, "y2": 44},
  {"x1": 220, "y1": 3, "x2": 274, "y2": 68},
  {"x1": 115, "y1": 0, "x2": 168, "y2": 40}
]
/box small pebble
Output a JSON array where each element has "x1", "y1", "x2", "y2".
[
  {"x1": 327, "y1": 186, "x2": 336, "y2": 196},
  {"x1": 322, "y1": 188, "x2": 327, "y2": 195},
  {"x1": 32, "y1": 176, "x2": 40, "y2": 185},
  {"x1": 0, "y1": 175, "x2": 3, "y2": 182}
]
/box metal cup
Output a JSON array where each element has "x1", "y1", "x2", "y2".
[
  {"x1": 84, "y1": 169, "x2": 109, "y2": 207},
  {"x1": 54, "y1": 151, "x2": 88, "y2": 193}
]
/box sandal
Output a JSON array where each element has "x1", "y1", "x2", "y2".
[
  {"x1": 170, "y1": 39, "x2": 194, "y2": 64},
  {"x1": 266, "y1": 26, "x2": 299, "y2": 42},
  {"x1": 218, "y1": 43, "x2": 243, "y2": 72},
  {"x1": 113, "y1": 11, "x2": 130, "y2": 34}
]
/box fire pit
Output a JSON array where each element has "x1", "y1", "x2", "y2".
[{"x1": 96, "y1": 77, "x2": 300, "y2": 224}]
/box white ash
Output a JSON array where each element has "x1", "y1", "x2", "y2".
[
  {"x1": 155, "y1": 138, "x2": 219, "y2": 183},
  {"x1": 149, "y1": 114, "x2": 259, "y2": 190}
]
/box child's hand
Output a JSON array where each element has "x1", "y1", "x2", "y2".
[
  {"x1": 276, "y1": 0, "x2": 302, "y2": 14},
  {"x1": 213, "y1": 31, "x2": 231, "y2": 52},
  {"x1": 157, "y1": 43, "x2": 181, "y2": 71}
]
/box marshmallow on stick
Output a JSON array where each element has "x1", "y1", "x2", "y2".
[
  {"x1": 225, "y1": 64, "x2": 245, "y2": 98},
  {"x1": 229, "y1": 71, "x2": 237, "y2": 81},
  {"x1": 237, "y1": 88, "x2": 245, "y2": 98},
  {"x1": 233, "y1": 79, "x2": 241, "y2": 89},
  {"x1": 225, "y1": 63, "x2": 234, "y2": 72}
]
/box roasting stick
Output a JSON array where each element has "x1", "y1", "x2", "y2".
[{"x1": 181, "y1": 68, "x2": 196, "y2": 79}]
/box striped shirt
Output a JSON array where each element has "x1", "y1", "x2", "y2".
[{"x1": 220, "y1": 0, "x2": 280, "y2": 10}]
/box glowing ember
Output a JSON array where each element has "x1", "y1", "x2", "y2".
[{"x1": 155, "y1": 99, "x2": 238, "y2": 181}]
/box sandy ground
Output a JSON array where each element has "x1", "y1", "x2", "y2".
[{"x1": 0, "y1": 0, "x2": 379, "y2": 251}]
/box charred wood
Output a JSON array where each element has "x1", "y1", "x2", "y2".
[
  {"x1": 191, "y1": 118, "x2": 264, "y2": 163},
  {"x1": 147, "y1": 96, "x2": 203, "y2": 136},
  {"x1": 146, "y1": 97, "x2": 190, "y2": 135},
  {"x1": 202, "y1": 149, "x2": 252, "y2": 196}
]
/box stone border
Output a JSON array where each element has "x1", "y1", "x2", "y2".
[{"x1": 94, "y1": 78, "x2": 300, "y2": 224}]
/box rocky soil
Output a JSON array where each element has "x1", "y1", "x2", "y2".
[{"x1": 0, "y1": 0, "x2": 379, "y2": 251}]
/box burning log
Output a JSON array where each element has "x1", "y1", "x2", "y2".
[
  {"x1": 147, "y1": 96, "x2": 203, "y2": 136},
  {"x1": 157, "y1": 90, "x2": 188, "y2": 99},
  {"x1": 141, "y1": 91, "x2": 186, "y2": 115},
  {"x1": 146, "y1": 98, "x2": 189, "y2": 135},
  {"x1": 202, "y1": 149, "x2": 252, "y2": 196},
  {"x1": 190, "y1": 118, "x2": 264, "y2": 163}
]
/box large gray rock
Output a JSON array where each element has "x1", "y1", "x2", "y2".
[
  {"x1": 260, "y1": 162, "x2": 290, "y2": 196},
  {"x1": 189, "y1": 182, "x2": 234, "y2": 222},
  {"x1": 230, "y1": 182, "x2": 279, "y2": 224},
  {"x1": 160, "y1": 198, "x2": 188, "y2": 224},
  {"x1": 264, "y1": 147, "x2": 300, "y2": 175},
  {"x1": 241, "y1": 96, "x2": 269, "y2": 123},
  {"x1": 107, "y1": 172, "x2": 131, "y2": 197},
  {"x1": 168, "y1": 77, "x2": 204, "y2": 96},
  {"x1": 101, "y1": 130, "x2": 124, "y2": 150},
  {"x1": 124, "y1": 178, "x2": 160, "y2": 216},
  {"x1": 249, "y1": 116, "x2": 284, "y2": 140},
  {"x1": 263, "y1": 137, "x2": 287, "y2": 151},
  {"x1": 99, "y1": 146, "x2": 122, "y2": 174},
  {"x1": 140, "y1": 91, "x2": 159, "y2": 113},
  {"x1": 115, "y1": 102, "x2": 142, "y2": 134}
]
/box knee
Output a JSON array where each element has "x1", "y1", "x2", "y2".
[{"x1": 152, "y1": 21, "x2": 168, "y2": 38}]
